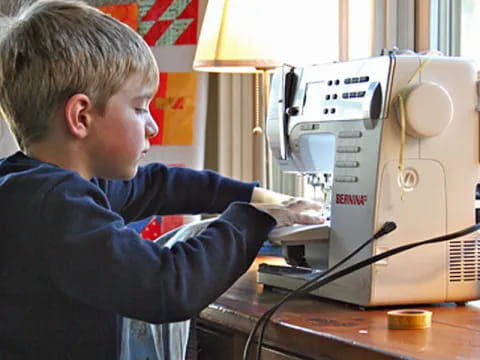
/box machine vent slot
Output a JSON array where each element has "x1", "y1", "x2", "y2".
[{"x1": 448, "y1": 239, "x2": 480, "y2": 282}]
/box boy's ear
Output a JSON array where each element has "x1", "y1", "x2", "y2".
[{"x1": 64, "y1": 94, "x2": 95, "y2": 139}]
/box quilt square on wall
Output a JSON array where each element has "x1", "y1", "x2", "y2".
[
  {"x1": 149, "y1": 72, "x2": 197, "y2": 146},
  {"x1": 138, "y1": 0, "x2": 198, "y2": 46}
]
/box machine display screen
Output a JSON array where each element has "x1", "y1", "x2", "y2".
[{"x1": 297, "y1": 133, "x2": 335, "y2": 172}]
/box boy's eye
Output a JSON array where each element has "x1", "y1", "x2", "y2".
[{"x1": 135, "y1": 108, "x2": 149, "y2": 114}]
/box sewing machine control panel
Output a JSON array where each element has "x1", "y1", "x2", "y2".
[{"x1": 295, "y1": 56, "x2": 393, "y2": 125}]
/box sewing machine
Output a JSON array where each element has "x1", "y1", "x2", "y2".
[{"x1": 259, "y1": 53, "x2": 480, "y2": 306}]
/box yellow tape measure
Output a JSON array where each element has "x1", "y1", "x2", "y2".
[{"x1": 387, "y1": 309, "x2": 432, "y2": 330}]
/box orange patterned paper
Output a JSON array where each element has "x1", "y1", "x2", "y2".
[
  {"x1": 149, "y1": 72, "x2": 197, "y2": 145},
  {"x1": 98, "y1": 3, "x2": 139, "y2": 31}
]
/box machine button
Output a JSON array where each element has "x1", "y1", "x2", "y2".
[
  {"x1": 351, "y1": 77, "x2": 359, "y2": 83},
  {"x1": 344, "y1": 78, "x2": 352, "y2": 84},
  {"x1": 360, "y1": 76, "x2": 370, "y2": 82},
  {"x1": 338, "y1": 130, "x2": 362, "y2": 138},
  {"x1": 337, "y1": 146, "x2": 361, "y2": 153},
  {"x1": 334, "y1": 175, "x2": 358, "y2": 183},
  {"x1": 300, "y1": 124, "x2": 313, "y2": 130},
  {"x1": 335, "y1": 161, "x2": 360, "y2": 168}
]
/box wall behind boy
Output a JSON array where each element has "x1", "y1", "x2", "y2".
[{"x1": 0, "y1": 117, "x2": 17, "y2": 157}]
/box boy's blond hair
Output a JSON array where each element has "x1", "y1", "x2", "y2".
[{"x1": 0, "y1": 0, "x2": 159, "y2": 150}]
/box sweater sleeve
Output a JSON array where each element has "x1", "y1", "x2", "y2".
[
  {"x1": 95, "y1": 163, "x2": 258, "y2": 223},
  {"x1": 40, "y1": 177, "x2": 275, "y2": 324}
]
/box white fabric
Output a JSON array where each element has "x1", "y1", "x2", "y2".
[{"x1": 120, "y1": 218, "x2": 215, "y2": 360}]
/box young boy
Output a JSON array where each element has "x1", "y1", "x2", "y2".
[{"x1": 0, "y1": 1, "x2": 323, "y2": 358}]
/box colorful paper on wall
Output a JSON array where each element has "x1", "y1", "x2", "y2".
[
  {"x1": 149, "y1": 72, "x2": 197, "y2": 145},
  {"x1": 138, "y1": 0, "x2": 198, "y2": 46},
  {"x1": 139, "y1": 215, "x2": 185, "y2": 240},
  {"x1": 130, "y1": 162, "x2": 186, "y2": 241},
  {"x1": 97, "y1": 3, "x2": 139, "y2": 31}
]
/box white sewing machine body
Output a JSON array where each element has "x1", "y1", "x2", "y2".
[{"x1": 260, "y1": 54, "x2": 480, "y2": 307}]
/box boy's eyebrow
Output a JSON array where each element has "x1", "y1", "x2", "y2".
[{"x1": 133, "y1": 94, "x2": 154, "y2": 101}]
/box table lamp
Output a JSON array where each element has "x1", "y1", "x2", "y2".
[{"x1": 193, "y1": 0, "x2": 338, "y2": 185}]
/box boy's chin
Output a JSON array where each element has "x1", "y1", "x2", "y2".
[
  {"x1": 120, "y1": 166, "x2": 138, "y2": 180},
  {"x1": 100, "y1": 166, "x2": 138, "y2": 180}
]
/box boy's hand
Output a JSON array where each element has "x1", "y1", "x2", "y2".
[{"x1": 252, "y1": 198, "x2": 324, "y2": 227}]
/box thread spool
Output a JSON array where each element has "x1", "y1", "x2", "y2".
[{"x1": 387, "y1": 309, "x2": 432, "y2": 330}]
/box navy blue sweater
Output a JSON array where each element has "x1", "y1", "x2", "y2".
[{"x1": 0, "y1": 152, "x2": 276, "y2": 359}]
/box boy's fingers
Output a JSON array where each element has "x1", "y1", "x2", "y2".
[
  {"x1": 282, "y1": 198, "x2": 323, "y2": 212},
  {"x1": 292, "y1": 212, "x2": 325, "y2": 225}
]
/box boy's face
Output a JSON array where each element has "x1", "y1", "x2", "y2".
[{"x1": 86, "y1": 73, "x2": 158, "y2": 180}]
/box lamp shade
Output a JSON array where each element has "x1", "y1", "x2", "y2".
[{"x1": 193, "y1": 0, "x2": 338, "y2": 73}]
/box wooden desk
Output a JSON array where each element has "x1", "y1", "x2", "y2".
[{"x1": 196, "y1": 256, "x2": 480, "y2": 360}]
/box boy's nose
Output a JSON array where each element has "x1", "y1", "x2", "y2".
[{"x1": 145, "y1": 114, "x2": 159, "y2": 139}]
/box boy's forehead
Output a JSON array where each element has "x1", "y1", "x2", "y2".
[{"x1": 118, "y1": 73, "x2": 157, "y2": 99}]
